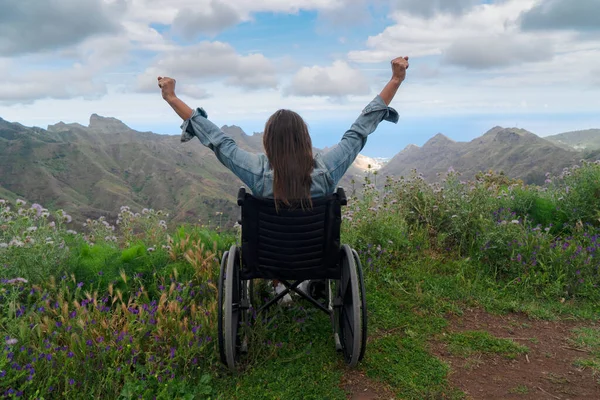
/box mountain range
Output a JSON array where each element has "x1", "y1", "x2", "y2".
[
  {"x1": 380, "y1": 127, "x2": 600, "y2": 184},
  {"x1": 1, "y1": 114, "x2": 598, "y2": 225},
  {"x1": 0, "y1": 115, "x2": 368, "y2": 226}
]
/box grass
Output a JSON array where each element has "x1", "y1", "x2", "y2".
[
  {"x1": 444, "y1": 331, "x2": 528, "y2": 359},
  {"x1": 509, "y1": 384, "x2": 530, "y2": 394},
  {"x1": 2, "y1": 161, "x2": 600, "y2": 398},
  {"x1": 571, "y1": 327, "x2": 600, "y2": 377}
]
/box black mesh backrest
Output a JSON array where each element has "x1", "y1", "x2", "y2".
[{"x1": 239, "y1": 189, "x2": 344, "y2": 280}]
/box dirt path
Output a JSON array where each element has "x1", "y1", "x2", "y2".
[
  {"x1": 431, "y1": 308, "x2": 600, "y2": 400},
  {"x1": 341, "y1": 368, "x2": 396, "y2": 400}
]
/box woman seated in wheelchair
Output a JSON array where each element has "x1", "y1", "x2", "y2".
[{"x1": 159, "y1": 56, "x2": 409, "y2": 303}]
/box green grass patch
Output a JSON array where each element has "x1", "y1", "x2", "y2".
[
  {"x1": 364, "y1": 334, "x2": 463, "y2": 400},
  {"x1": 445, "y1": 331, "x2": 528, "y2": 359},
  {"x1": 571, "y1": 327, "x2": 600, "y2": 375}
]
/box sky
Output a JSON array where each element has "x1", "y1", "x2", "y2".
[{"x1": 0, "y1": 0, "x2": 599, "y2": 158}]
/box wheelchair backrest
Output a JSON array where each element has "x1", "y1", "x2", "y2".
[{"x1": 237, "y1": 187, "x2": 346, "y2": 280}]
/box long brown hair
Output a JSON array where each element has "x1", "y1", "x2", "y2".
[{"x1": 263, "y1": 109, "x2": 313, "y2": 209}]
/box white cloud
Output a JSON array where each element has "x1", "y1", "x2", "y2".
[
  {"x1": 0, "y1": 0, "x2": 122, "y2": 55},
  {"x1": 172, "y1": 0, "x2": 242, "y2": 38},
  {"x1": 390, "y1": 0, "x2": 480, "y2": 18},
  {"x1": 0, "y1": 63, "x2": 105, "y2": 105},
  {"x1": 348, "y1": 0, "x2": 540, "y2": 63},
  {"x1": 137, "y1": 41, "x2": 278, "y2": 92},
  {"x1": 444, "y1": 34, "x2": 555, "y2": 69},
  {"x1": 520, "y1": 0, "x2": 600, "y2": 31},
  {"x1": 286, "y1": 61, "x2": 371, "y2": 97}
]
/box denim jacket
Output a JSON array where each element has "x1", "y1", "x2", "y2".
[{"x1": 180, "y1": 95, "x2": 399, "y2": 198}]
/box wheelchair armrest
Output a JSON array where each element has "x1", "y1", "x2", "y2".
[
  {"x1": 237, "y1": 187, "x2": 246, "y2": 206},
  {"x1": 336, "y1": 187, "x2": 347, "y2": 206}
]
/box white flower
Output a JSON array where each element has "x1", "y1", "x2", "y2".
[
  {"x1": 9, "y1": 239, "x2": 24, "y2": 247},
  {"x1": 147, "y1": 247, "x2": 155, "y2": 252},
  {"x1": 5, "y1": 338, "x2": 18, "y2": 345},
  {"x1": 49, "y1": 221, "x2": 55, "y2": 228},
  {"x1": 66, "y1": 230, "x2": 77, "y2": 235},
  {"x1": 511, "y1": 220, "x2": 520, "y2": 224},
  {"x1": 16, "y1": 199, "x2": 26, "y2": 206},
  {"x1": 27, "y1": 226, "x2": 38, "y2": 232},
  {"x1": 0, "y1": 242, "x2": 8, "y2": 248},
  {"x1": 4, "y1": 278, "x2": 28, "y2": 285},
  {"x1": 142, "y1": 208, "x2": 150, "y2": 214}
]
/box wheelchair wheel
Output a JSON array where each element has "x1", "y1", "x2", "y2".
[
  {"x1": 217, "y1": 250, "x2": 229, "y2": 365},
  {"x1": 335, "y1": 244, "x2": 364, "y2": 367},
  {"x1": 223, "y1": 245, "x2": 244, "y2": 371},
  {"x1": 352, "y1": 248, "x2": 368, "y2": 362}
]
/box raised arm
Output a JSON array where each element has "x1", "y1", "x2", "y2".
[
  {"x1": 158, "y1": 77, "x2": 194, "y2": 120},
  {"x1": 157, "y1": 76, "x2": 265, "y2": 193},
  {"x1": 321, "y1": 56, "x2": 409, "y2": 186},
  {"x1": 379, "y1": 56, "x2": 409, "y2": 105}
]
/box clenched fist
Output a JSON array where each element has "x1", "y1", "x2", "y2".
[
  {"x1": 157, "y1": 76, "x2": 177, "y2": 101},
  {"x1": 391, "y1": 57, "x2": 409, "y2": 83}
]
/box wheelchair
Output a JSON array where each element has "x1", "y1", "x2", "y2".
[{"x1": 217, "y1": 187, "x2": 367, "y2": 371}]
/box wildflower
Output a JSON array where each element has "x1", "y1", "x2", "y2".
[
  {"x1": 69, "y1": 378, "x2": 75, "y2": 385},
  {"x1": 48, "y1": 221, "x2": 55, "y2": 228},
  {"x1": 147, "y1": 247, "x2": 155, "y2": 253},
  {"x1": 0, "y1": 242, "x2": 7, "y2": 248},
  {"x1": 5, "y1": 338, "x2": 18, "y2": 345},
  {"x1": 30, "y1": 203, "x2": 43, "y2": 216},
  {"x1": 9, "y1": 239, "x2": 24, "y2": 247},
  {"x1": 511, "y1": 220, "x2": 520, "y2": 224},
  {"x1": 4, "y1": 278, "x2": 28, "y2": 285},
  {"x1": 66, "y1": 230, "x2": 77, "y2": 235},
  {"x1": 16, "y1": 199, "x2": 26, "y2": 206}
]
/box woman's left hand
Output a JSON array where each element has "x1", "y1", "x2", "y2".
[{"x1": 158, "y1": 76, "x2": 177, "y2": 101}]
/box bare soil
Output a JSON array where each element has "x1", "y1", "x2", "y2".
[
  {"x1": 342, "y1": 368, "x2": 396, "y2": 400},
  {"x1": 430, "y1": 308, "x2": 600, "y2": 400}
]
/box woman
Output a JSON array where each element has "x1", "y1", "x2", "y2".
[
  {"x1": 159, "y1": 56, "x2": 409, "y2": 300},
  {"x1": 158, "y1": 56, "x2": 408, "y2": 202}
]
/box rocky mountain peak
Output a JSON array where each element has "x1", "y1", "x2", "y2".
[
  {"x1": 88, "y1": 114, "x2": 132, "y2": 133},
  {"x1": 423, "y1": 133, "x2": 455, "y2": 147}
]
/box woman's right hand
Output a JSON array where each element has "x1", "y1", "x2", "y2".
[{"x1": 391, "y1": 57, "x2": 409, "y2": 83}]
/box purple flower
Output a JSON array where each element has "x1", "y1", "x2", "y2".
[
  {"x1": 69, "y1": 378, "x2": 75, "y2": 385},
  {"x1": 170, "y1": 348, "x2": 176, "y2": 359},
  {"x1": 77, "y1": 282, "x2": 83, "y2": 289},
  {"x1": 0, "y1": 370, "x2": 5, "y2": 377}
]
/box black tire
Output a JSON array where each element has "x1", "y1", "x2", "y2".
[
  {"x1": 224, "y1": 245, "x2": 242, "y2": 372},
  {"x1": 352, "y1": 248, "x2": 368, "y2": 362},
  {"x1": 335, "y1": 244, "x2": 362, "y2": 367},
  {"x1": 217, "y1": 250, "x2": 229, "y2": 365}
]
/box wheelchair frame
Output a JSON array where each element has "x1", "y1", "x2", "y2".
[{"x1": 217, "y1": 187, "x2": 367, "y2": 371}]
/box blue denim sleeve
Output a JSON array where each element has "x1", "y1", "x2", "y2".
[
  {"x1": 322, "y1": 95, "x2": 399, "y2": 186},
  {"x1": 180, "y1": 108, "x2": 265, "y2": 193}
]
